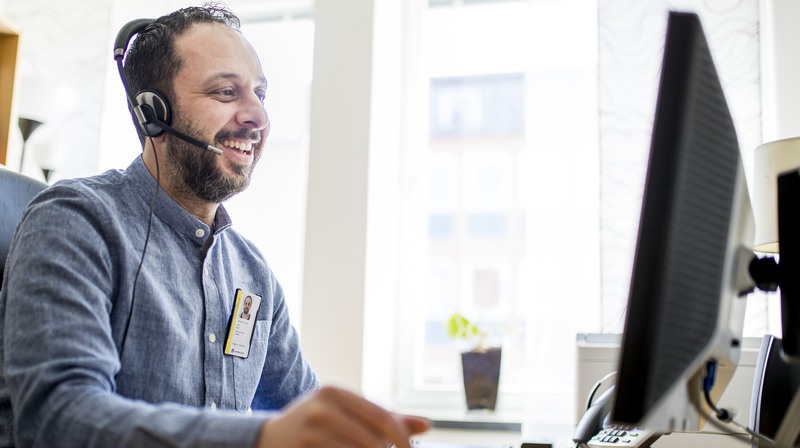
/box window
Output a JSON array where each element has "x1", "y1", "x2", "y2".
[
  {"x1": 429, "y1": 74, "x2": 525, "y2": 139},
  {"x1": 395, "y1": 0, "x2": 600, "y2": 423},
  {"x1": 421, "y1": 73, "x2": 526, "y2": 391}
]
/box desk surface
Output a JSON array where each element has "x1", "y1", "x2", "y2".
[
  {"x1": 413, "y1": 443, "x2": 517, "y2": 448},
  {"x1": 412, "y1": 427, "x2": 522, "y2": 448}
]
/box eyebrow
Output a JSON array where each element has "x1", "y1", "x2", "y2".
[{"x1": 203, "y1": 72, "x2": 268, "y2": 88}]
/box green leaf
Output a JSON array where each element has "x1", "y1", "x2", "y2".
[{"x1": 446, "y1": 312, "x2": 482, "y2": 340}]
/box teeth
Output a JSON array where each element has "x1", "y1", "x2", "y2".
[{"x1": 221, "y1": 140, "x2": 253, "y2": 153}]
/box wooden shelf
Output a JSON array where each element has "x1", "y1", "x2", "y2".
[{"x1": 0, "y1": 18, "x2": 19, "y2": 166}]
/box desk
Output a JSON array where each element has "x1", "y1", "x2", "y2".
[{"x1": 412, "y1": 427, "x2": 522, "y2": 447}]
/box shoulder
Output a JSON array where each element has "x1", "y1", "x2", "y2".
[
  {"x1": 6, "y1": 172, "x2": 131, "y2": 288},
  {"x1": 17, "y1": 168, "x2": 145, "y2": 256},
  {"x1": 35, "y1": 168, "x2": 124, "y2": 204},
  {"x1": 23, "y1": 172, "x2": 119, "y2": 228}
]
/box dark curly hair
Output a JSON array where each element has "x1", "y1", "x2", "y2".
[{"x1": 122, "y1": 3, "x2": 241, "y2": 143}]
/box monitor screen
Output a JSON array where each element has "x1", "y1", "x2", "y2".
[{"x1": 610, "y1": 11, "x2": 755, "y2": 432}]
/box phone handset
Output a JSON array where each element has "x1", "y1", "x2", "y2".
[
  {"x1": 573, "y1": 384, "x2": 661, "y2": 448},
  {"x1": 574, "y1": 385, "x2": 616, "y2": 445}
]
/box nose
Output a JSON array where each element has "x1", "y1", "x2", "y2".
[{"x1": 237, "y1": 91, "x2": 269, "y2": 131}]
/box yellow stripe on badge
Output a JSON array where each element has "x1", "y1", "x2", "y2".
[{"x1": 224, "y1": 289, "x2": 243, "y2": 355}]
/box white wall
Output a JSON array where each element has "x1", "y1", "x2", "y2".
[
  {"x1": 760, "y1": 0, "x2": 800, "y2": 142},
  {"x1": 2, "y1": 0, "x2": 114, "y2": 182},
  {"x1": 299, "y1": 0, "x2": 374, "y2": 392},
  {"x1": 299, "y1": 0, "x2": 408, "y2": 399}
]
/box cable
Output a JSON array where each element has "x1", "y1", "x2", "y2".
[
  {"x1": 586, "y1": 371, "x2": 617, "y2": 410},
  {"x1": 698, "y1": 401, "x2": 775, "y2": 447},
  {"x1": 702, "y1": 361, "x2": 730, "y2": 420},
  {"x1": 118, "y1": 136, "x2": 161, "y2": 362},
  {"x1": 699, "y1": 360, "x2": 777, "y2": 447}
]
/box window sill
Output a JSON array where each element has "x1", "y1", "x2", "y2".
[
  {"x1": 398, "y1": 407, "x2": 523, "y2": 431},
  {"x1": 412, "y1": 427, "x2": 522, "y2": 448},
  {"x1": 430, "y1": 416, "x2": 521, "y2": 432}
]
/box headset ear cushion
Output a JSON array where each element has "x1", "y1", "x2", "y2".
[{"x1": 135, "y1": 90, "x2": 171, "y2": 137}]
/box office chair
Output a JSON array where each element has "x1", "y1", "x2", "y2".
[
  {"x1": 0, "y1": 167, "x2": 48, "y2": 290},
  {"x1": 750, "y1": 334, "x2": 800, "y2": 447}
]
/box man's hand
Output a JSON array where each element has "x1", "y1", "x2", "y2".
[{"x1": 256, "y1": 385, "x2": 430, "y2": 448}]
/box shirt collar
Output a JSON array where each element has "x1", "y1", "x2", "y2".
[{"x1": 127, "y1": 156, "x2": 233, "y2": 245}]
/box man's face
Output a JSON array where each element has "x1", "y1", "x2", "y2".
[
  {"x1": 243, "y1": 296, "x2": 252, "y2": 313},
  {"x1": 164, "y1": 22, "x2": 270, "y2": 203}
]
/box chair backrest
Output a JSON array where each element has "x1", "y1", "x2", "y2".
[
  {"x1": 0, "y1": 167, "x2": 48, "y2": 290},
  {"x1": 749, "y1": 334, "x2": 800, "y2": 447}
]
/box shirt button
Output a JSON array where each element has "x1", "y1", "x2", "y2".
[
  {"x1": 210, "y1": 402, "x2": 217, "y2": 411},
  {"x1": 208, "y1": 333, "x2": 216, "y2": 343},
  {"x1": 195, "y1": 228, "x2": 205, "y2": 238},
  {"x1": 204, "y1": 267, "x2": 210, "y2": 277}
]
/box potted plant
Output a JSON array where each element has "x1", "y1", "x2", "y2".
[{"x1": 446, "y1": 312, "x2": 502, "y2": 411}]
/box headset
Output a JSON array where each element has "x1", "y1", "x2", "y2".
[{"x1": 113, "y1": 18, "x2": 222, "y2": 155}]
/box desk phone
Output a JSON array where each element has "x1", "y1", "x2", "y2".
[{"x1": 586, "y1": 424, "x2": 660, "y2": 448}]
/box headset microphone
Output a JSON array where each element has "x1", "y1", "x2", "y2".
[
  {"x1": 152, "y1": 118, "x2": 223, "y2": 155},
  {"x1": 114, "y1": 18, "x2": 222, "y2": 156},
  {"x1": 135, "y1": 105, "x2": 223, "y2": 155}
]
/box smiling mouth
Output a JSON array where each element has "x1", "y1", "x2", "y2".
[{"x1": 220, "y1": 139, "x2": 256, "y2": 155}]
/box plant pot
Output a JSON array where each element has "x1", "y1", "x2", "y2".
[{"x1": 460, "y1": 346, "x2": 502, "y2": 411}]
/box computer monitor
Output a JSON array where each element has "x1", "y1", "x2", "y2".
[{"x1": 610, "y1": 11, "x2": 756, "y2": 433}]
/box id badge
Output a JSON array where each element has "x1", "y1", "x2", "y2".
[{"x1": 224, "y1": 289, "x2": 262, "y2": 358}]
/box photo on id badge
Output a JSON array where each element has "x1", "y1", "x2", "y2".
[{"x1": 224, "y1": 289, "x2": 262, "y2": 358}]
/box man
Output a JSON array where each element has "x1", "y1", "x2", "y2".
[
  {"x1": 241, "y1": 295, "x2": 253, "y2": 320},
  {"x1": 0, "y1": 4, "x2": 427, "y2": 447}
]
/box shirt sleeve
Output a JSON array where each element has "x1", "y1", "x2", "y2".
[{"x1": 1, "y1": 186, "x2": 267, "y2": 448}]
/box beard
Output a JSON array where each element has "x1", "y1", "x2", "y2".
[{"x1": 163, "y1": 117, "x2": 263, "y2": 204}]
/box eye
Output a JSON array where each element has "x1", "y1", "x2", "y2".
[
  {"x1": 255, "y1": 89, "x2": 267, "y2": 103},
  {"x1": 211, "y1": 87, "x2": 236, "y2": 100}
]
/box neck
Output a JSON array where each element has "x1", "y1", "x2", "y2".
[
  {"x1": 170, "y1": 192, "x2": 218, "y2": 228},
  {"x1": 142, "y1": 143, "x2": 219, "y2": 228}
]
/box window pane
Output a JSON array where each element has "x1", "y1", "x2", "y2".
[
  {"x1": 417, "y1": 3, "x2": 533, "y2": 398},
  {"x1": 398, "y1": 0, "x2": 601, "y2": 425},
  {"x1": 430, "y1": 74, "x2": 525, "y2": 138}
]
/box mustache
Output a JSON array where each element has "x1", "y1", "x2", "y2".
[{"x1": 215, "y1": 128, "x2": 262, "y2": 144}]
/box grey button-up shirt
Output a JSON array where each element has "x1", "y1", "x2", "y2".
[{"x1": 0, "y1": 156, "x2": 318, "y2": 447}]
